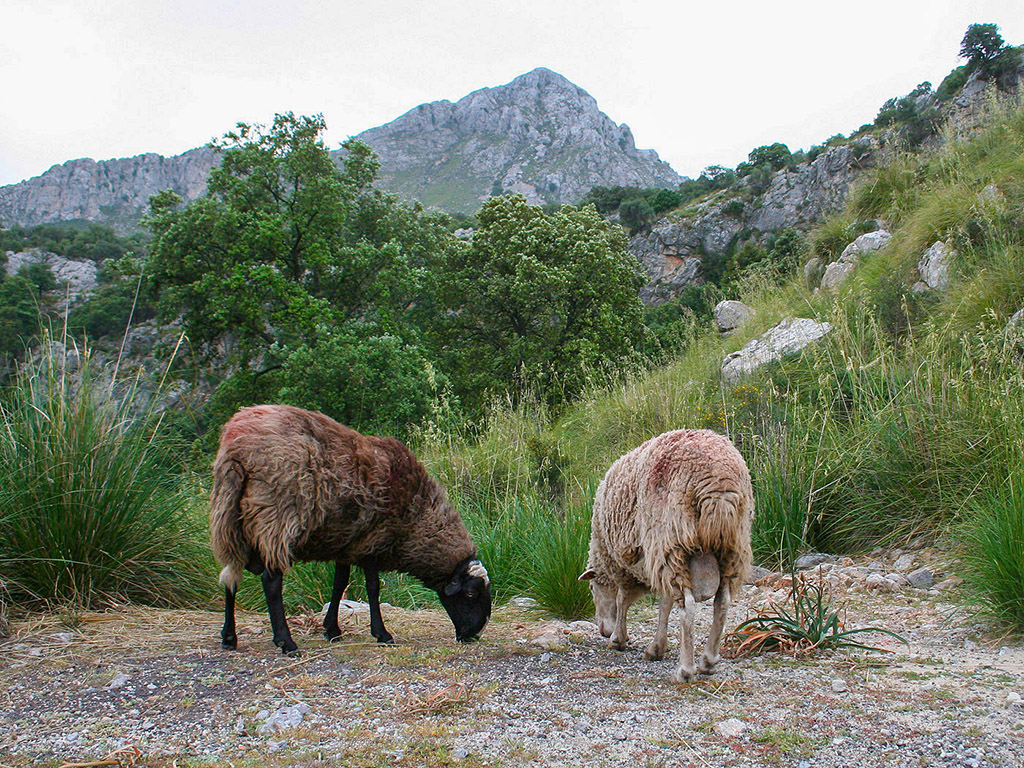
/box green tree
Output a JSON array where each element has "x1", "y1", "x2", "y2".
[
  {"x1": 144, "y1": 112, "x2": 461, "y2": 436},
  {"x1": 959, "y1": 23, "x2": 1022, "y2": 85},
  {"x1": 431, "y1": 195, "x2": 645, "y2": 408},
  {"x1": 619, "y1": 196, "x2": 656, "y2": 234}
]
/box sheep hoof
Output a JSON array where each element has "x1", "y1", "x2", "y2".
[
  {"x1": 697, "y1": 656, "x2": 719, "y2": 674},
  {"x1": 324, "y1": 628, "x2": 342, "y2": 642},
  {"x1": 672, "y1": 667, "x2": 695, "y2": 684},
  {"x1": 609, "y1": 638, "x2": 628, "y2": 652},
  {"x1": 643, "y1": 642, "x2": 666, "y2": 661},
  {"x1": 221, "y1": 634, "x2": 237, "y2": 650},
  {"x1": 375, "y1": 634, "x2": 395, "y2": 645},
  {"x1": 276, "y1": 640, "x2": 300, "y2": 656}
]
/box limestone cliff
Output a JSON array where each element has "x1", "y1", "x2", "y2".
[{"x1": 353, "y1": 67, "x2": 682, "y2": 213}]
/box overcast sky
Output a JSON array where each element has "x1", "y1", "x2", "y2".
[{"x1": 2, "y1": 1, "x2": 1022, "y2": 188}]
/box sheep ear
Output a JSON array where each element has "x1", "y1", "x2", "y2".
[{"x1": 578, "y1": 569, "x2": 597, "y2": 581}]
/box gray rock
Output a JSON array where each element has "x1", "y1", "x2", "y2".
[
  {"x1": 746, "y1": 566, "x2": 772, "y2": 584},
  {"x1": 893, "y1": 553, "x2": 916, "y2": 571},
  {"x1": 257, "y1": 702, "x2": 310, "y2": 734},
  {"x1": 906, "y1": 568, "x2": 934, "y2": 589},
  {"x1": 796, "y1": 553, "x2": 836, "y2": 569},
  {"x1": 819, "y1": 229, "x2": 892, "y2": 292},
  {"x1": 5, "y1": 249, "x2": 98, "y2": 306},
  {"x1": 714, "y1": 718, "x2": 748, "y2": 738},
  {"x1": 915, "y1": 241, "x2": 954, "y2": 291},
  {"x1": 713, "y1": 300, "x2": 754, "y2": 333},
  {"x1": 721, "y1": 317, "x2": 832, "y2": 385},
  {"x1": 0, "y1": 148, "x2": 217, "y2": 233},
  {"x1": 1007, "y1": 308, "x2": 1024, "y2": 328},
  {"x1": 106, "y1": 672, "x2": 130, "y2": 690},
  {"x1": 830, "y1": 678, "x2": 849, "y2": 693}
]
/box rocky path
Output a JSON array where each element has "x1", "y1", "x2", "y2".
[{"x1": 1, "y1": 549, "x2": 1022, "y2": 767}]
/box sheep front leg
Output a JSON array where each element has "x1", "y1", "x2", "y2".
[
  {"x1": 609, "y1": 586, "x2": 643, "y2": 651},
  {"x1": 220, "y1": 586, "x2": 238, "y2": 650},
  {"x1": 672, "y1": 588, "x2": 697, "y2": 683},
  {"x1": 363, "y1": 561, "x2": 394, "y2": 644},
  {"x1": 644, "y1": 595, "x2": 673, "y2": 661},
  {"x1": 697, "y1": 581, "x2": 731, "y2": 675},
  {"x1": 323, "y1": 561, "x2": 351, "y2": 642},
  {"x1": 261, "y1": 569, "x2": 299, "y2": 656}
]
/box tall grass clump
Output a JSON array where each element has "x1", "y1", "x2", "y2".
[
  {"x1": 959, "y1": 474, "x2": 1024, "y2": 629},
  {"x1": 0, "y1": 338, "x2": 209, "y2": 609}
]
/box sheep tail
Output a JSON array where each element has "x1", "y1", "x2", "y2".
[
  {"x1": 210, "y1": 457, "x2": 248, "y2": 592},
  {"x1": 697, "y1": 490, "x2": 753, "y2": 587}
]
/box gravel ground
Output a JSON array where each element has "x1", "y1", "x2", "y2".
[{"x1": 1, "y1": 548, "x2": 1022, "y2": 767}]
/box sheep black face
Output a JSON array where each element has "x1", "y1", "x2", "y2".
[{"x1": 437, "y1": 558, "x2": 492, "y2": 642}]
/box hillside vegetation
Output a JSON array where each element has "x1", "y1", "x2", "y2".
[{"x1": 2, "y1": 28, "x2": 1023, "y2": 633}]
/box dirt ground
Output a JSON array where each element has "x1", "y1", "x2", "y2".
[{"x1": 1, "y1": 552, "x2": 1022, "y2": 768}]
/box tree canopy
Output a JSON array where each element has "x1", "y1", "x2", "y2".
[{"x1": 430, "y1": 195, "x2": 645, "y2": 408}]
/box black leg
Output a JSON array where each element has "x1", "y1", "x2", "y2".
[
  {"x1": 221, "y1": 586, "x2": 238, "y2": 650},
  {"x1": 323, "y1": 561, "x2": 351, "y2": 641},
  {"x1": 363, "y1": 561, "x2": 394, "y2": 644},
  {"x1": 261, "y1": 569, "x2": 299, "y2": 656}
]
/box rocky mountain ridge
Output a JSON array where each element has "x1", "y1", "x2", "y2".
[
  {"x1": 0, "y1": 68, "x2": 680, "y2": 230},
  {"x1": 356, "y1": 67, "x2": 681, "y2": 213}
]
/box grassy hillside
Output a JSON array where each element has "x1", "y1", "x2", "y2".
[{"x1": 418, "y1": 94, "x2": 1024, "y2": 625}]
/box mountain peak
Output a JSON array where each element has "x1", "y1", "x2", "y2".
[{"x1": 355, "y1": 70, "x2": 680, "y2": 213}]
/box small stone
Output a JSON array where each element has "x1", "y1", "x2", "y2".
[
  {"x1": 540, "y1": 652, "x2": 551, "y2": 662},
  {"x1": 49, "y1": 632, "x2": 75, "y2": 643},
  {"x1": 141, "y1": 719, "x2": 155, "y2": 730},
  {"x1": 511, "y1": 597, "x2": 539, "y2": 609},
  {"x1": 831, "y1": 678, "x2": 848, "y2": 693},
  {"x1": 1007, "y1": 691, "x2": 1022, "y2": 705},
  {"x1": 453, "y1": 746, "x2": 470, "y2": 759},
  {"x1": 234, "y1": 716, "x2": 246, "y2": 735},
  {"x1": 746, "y1": 566, "x2": 772, "y2": 584},
  {"x1": 796, "y1": 553, "x2": 835, "y2": 569},
  {"x1": 107, "y1": 673, "x2": 130, "y2": 690},
  {"x1": 893, "y1": 554, "x2": 915, "y2": 571},
  {"x1": 907, "y1": 568, "x2": 934, "y2": 589},
  {"x1": 257, "y1": 702, "x2": 310, "y2": 734},
  {"x1": 714, "y1": 718, "x2": 748, "y2": 738}
]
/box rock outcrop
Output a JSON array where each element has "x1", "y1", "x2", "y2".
[
  {"x1": 0, "y1": 148, "x2": 217, "y2": 233},
  {"x1": 720, "y1": 317, "x2": 832, "y2": 385},
  {"x1": 630, "y1": 141, "x2": 879, "y2": 305},
  {"x1": 354, "y1": 67, "x2": 682, "y2": 214},
  {"x1": 913, "y1": 240, "x2": 954, "y2": 292},
  {"x1": 818, "y1": 229, "x2": 892, "y2": 292}
]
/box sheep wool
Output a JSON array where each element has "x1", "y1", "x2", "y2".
[{"x1": 582, "y1": 429, "x2": 754, "y2": 682}]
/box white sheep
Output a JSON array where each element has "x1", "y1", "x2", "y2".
[{"x1": 579, "y1": 429, "x2": 754, "y2": 682}]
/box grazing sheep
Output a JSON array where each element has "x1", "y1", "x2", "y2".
[
  {"x1": 210, "y1": 404, "x2": 491, "y2": 655},
  {"x1": 579, "y1": 429, "x2": 753, "y2": 682}
]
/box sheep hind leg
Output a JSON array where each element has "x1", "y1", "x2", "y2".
[
  {"x1": 644, "y1": 595, "x2": 673, "y2": 661},
  {"x1": 261, "y1": 569, "x2": 299, "y2": 656},
  {"x1": 220, "y1": 586, "x2": 238, "y2": 650},
  {"x1": 323, "y1": 562, "x2": 351, "y2": 642},
  {"x1": 363, "y1": 561, "x2": 394, "y2": 644},
  {"x1": 672, "y1": 588, "x2": 697, "y2": 683},
  {"x1": 697, "y1": 581, "x2": 731, "y2": 675}
]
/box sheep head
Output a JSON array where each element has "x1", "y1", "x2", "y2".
[
  {"x1": 578, "y1": 568, "x2": 616, "y2": 638},
  {"x1": 438, "y1": 557, "x2": 492, "y2": 642}
]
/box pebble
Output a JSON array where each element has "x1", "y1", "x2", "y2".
[
  {"x1": 106, "y1": 673, "x2": 130, "y2": 690},
  {"x1": 796, "y1": 553, "x2": 835, "y2": 569},
  {"x1": 257, "y1": 703, "x2": 310, "y2": 734},
  {"x1": 907, "y1": 567, "x2": 935, "y2": 589},
  {"x1": 1007, "y1": 692, "x2": 1022, "y2": 705},
  {"x1": 831, "y1": 678, "x2": 849, "y2": 693},
  {"x1": 714, "y1": 718, "x2": 747, "y2": 738},
  {"x1": 453, "y1": 746, "x2": 470, "y2": 759}
]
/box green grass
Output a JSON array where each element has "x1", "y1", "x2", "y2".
[
  {"x1": 0, "y1": 336, "x2": 210, "y2": 609},
  {"x1": 959, "y1": 474, "x2": 1024, "y2": 627}
]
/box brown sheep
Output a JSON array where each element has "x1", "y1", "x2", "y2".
[
  {"x1": 579, "y1": 429, "x2": 753, "y2": 682},
  {"x1": 210, "y1": 404, "x2": 491, "y2": 655}
]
